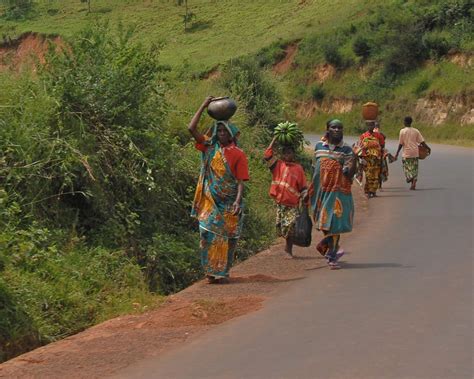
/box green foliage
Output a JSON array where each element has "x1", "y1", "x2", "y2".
[
  {"x1": 1, "y1": 0, "x2": 34, "y2": 20},
  {"x1": 254, "y1": 42, "x2": 287, "y2": 68},
  {"x1": 79, "y1": 0, "x2": 91, "y2": 14},
  {"x1": 322, "y1": 42, "x2": 344, "y2": 69},
  {"x1": 352, "y1": 36, "x2": 371, "y2": 59},
  {"x1": 310, "y1": 85, "x2": 325, "y2": 102},
  {"x1": 0, "y1": 23, "x2": 200, "y2": 360},
  {"x1": 145, "y1": 232, "x2": 201, "y2": 294},
  {"x1": 423, "y1": 31, "x2": 453, "y2": 59},
  {"x1": 0, "y1": 18, "x2": 286, "y2": 360},
  {"x1": 0, "y1": 280, "x2": 39, "y2": 362},
  {"x1": 0, "y1": 0, "x2": 381, "y2": 72},
  {"x1": 413, "y1": 78, "x2": 431, "y2": 96},
  {"x1": 221, "y1": 57, "x2": 283, "y2": 130}
]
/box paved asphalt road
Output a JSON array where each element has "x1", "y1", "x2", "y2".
[{"x1": 116, "y1": 136, "x2": 473, "y2": 379}]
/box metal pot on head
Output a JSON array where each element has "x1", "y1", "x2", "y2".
[{"x1": 207, "y1": 97, "x2": 237, "y2": 120}]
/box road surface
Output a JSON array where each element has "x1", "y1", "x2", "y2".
[{"x1": 116, "y1": 136, "x2": 473, "y2": 379}]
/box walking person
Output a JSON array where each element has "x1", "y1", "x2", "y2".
[
  {"x1": 188, "y1": 96, "x2": 249, "y2": 283},
  {"x1": 310, "y1": 119, "x2": 356, "y2": 270},
  {"x1": 394, "y1": 116, "x2": 431, "y2": 190},
  {"x1": 264, "y1": 137, "x2": 308, "y2": 259},
  {"x1": 374, "y1": 121, "x2": 390, "y2": 189},
  {"x1": 358, "y1": 121, "x2": 385, "y2": 198}
]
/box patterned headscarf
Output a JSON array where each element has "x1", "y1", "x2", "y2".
[
  {"x1": 327, "y1": 119, "x2": 343, "y2": 128},
  {"x1": 205, "y1": 121, "x2": 240, "y2": 146}
]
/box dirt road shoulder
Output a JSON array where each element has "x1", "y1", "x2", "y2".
[{"x1": 0, "y1": 186, "x2": 367, "y2": 379}]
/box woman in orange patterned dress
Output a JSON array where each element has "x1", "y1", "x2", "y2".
[
  {"x1": 358, "y1": 122, "x2": 385, "y2": 198},
  {"x1": 188, "y1": 97, "x2": 249, "y2": 283}
]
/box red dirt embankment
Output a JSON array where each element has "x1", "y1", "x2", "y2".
[
  {"x1": 273, "y1": 43, "x2": 298, "y2": 75},
  {"x1": 0, "y1": 186, "x2": 367, "y2": 379},
  {"x1": 0, "y1": 32, "x2": 63, "y2": 72}
]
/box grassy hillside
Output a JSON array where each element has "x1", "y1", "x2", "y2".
[
  {"x1": 1, "y1": 0, "x2": 387, "y2": 72},
  {"x1": 3, "y1": 0, "x2": 471, "y2": 143}
]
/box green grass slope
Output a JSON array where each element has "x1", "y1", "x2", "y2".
[{"x1": 1, "y1": 0, "x2": 386, "y2": 71}]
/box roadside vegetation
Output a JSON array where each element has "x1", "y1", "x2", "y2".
[
  {"x1": 0, "y1": 0, "x2": 472, "y2": 362},
  {"x1": 0, "y1": 23, "x2": 278, "y2": 361}
]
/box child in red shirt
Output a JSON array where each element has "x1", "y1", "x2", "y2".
[{"x1": 264, "y1": 137, "x2": 308, "y2": 258}]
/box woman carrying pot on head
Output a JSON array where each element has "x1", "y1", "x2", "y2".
[
  {"x1": 373, "y1": 121, "x2": 391, "y2": 189},
  {"x1": 358, "y1": 121, "x2": 385, "y2": 198},
  {"x1": 188, "y1": 96, "x2": 249, "y2": 284}
]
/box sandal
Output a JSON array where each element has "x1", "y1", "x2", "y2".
[
  {"x1": 328, "y1": 262, "x2": 341, "y2": 270},
  {"x1": 335, "y1": 249, "x2": 345, "y2": 262}
]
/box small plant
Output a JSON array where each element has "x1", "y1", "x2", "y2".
[
  {"x1": 423, "y1": 32, "x2": 452, "y2": 59},
  {"x1": 1, "y1": 0, "x2": 34, "y2": 20},
  {"x1": 310, "y1": 85, "x2": 325, "y2": 102},
  {"x1": 414, "y1": 79, "x2": 431, "y2": 96},
  {"x1": 79, "y1": 0, "x2": 91, "y2": 14},
  {"x1": 353, "y1": 36, "x2": 372, "y2": 60},
  {"x1": 176, "y1": 0, "x2": 195, "y2": 31}
]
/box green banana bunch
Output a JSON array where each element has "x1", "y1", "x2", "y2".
[{"x1": 274, "y1": 121, "x2": 305, "y2": 148}]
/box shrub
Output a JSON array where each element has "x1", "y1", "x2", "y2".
[
  {"x1": 255, "y1": 41, "x2": 287, "y2": 68},
  {"x1": 353, "y1": 36, "x2": 372, "y2": 59},
  {"x1": 380, "y1": 19, "x2": 428, "y2": 75},
  {"x1": 145, "y1": 232, "x2": 200, "y2": 294},
  {"x1": 322, "y1": 43, "x2": 344, "y2": 69},
  {"x1": 221, "y1": 57, "x2": 283, "y2": 129},
  {"x1": 1, "y1": 0, "x2": 34, "y2": 20},
  {"x1": 310, "y1": 85, "x2": 325, "y2": 102},
  {"x1": 423, "y1": 32, "x2": 453, "y2": 59},
  {"x1": 414, "y1": 79, "x2": 431, "y2": 96}
]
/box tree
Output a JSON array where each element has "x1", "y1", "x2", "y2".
[{"x1": 176, "y1": 0, "x2": 195, "y2": 31}]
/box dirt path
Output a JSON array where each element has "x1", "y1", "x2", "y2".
[{"x1": 0, "y1": 188, "x2": 367, "y2": 379}]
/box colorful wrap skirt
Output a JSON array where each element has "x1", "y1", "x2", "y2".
[
  {"x1": 192, "y1": 144, "x2": 243, "y2": 279},
  {"x1": 402, "y1": 157, "x2": 419, "y2": 183},
  {"x1": 276, "y1": 204, "x2": 300, "y2": 239},
  {"x1": 363, "y1": 156, "x2": 381, "y2": 194}
]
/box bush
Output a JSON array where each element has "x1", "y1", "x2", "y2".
[
  {"x1": 322, "y1": 43, "x2": 344, "y2": 69},
  {"x1": 353, "y1": 36, "x2": 372, "y2": 59},
  {"x1": 145, "y1": 232, "x2": 200, "y2": 294},
  {"x1": 310, "y1": 85, "x2": 325, "y2": 102},
  {"x1": 0, "y1": 23, "x2": 201, "y2": 360},
  {"x1": 414, "y1": 79, "x2": 431, "y2": 96},
  {"x1": 221, "y1": 57, "x2": 283, "y2": 130},
  {"x1": 255, "y1": 41, "x2": 287, "y2": 68},
  {"x1": 423, "y1": 32, "x2": 453, "y2": 59},
  {"x1": 1, "y1": 0, "x2": 34, "y2": 20},
  {"x1": 380, "y1": 19, "x2": 428, "y2": 75}
]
